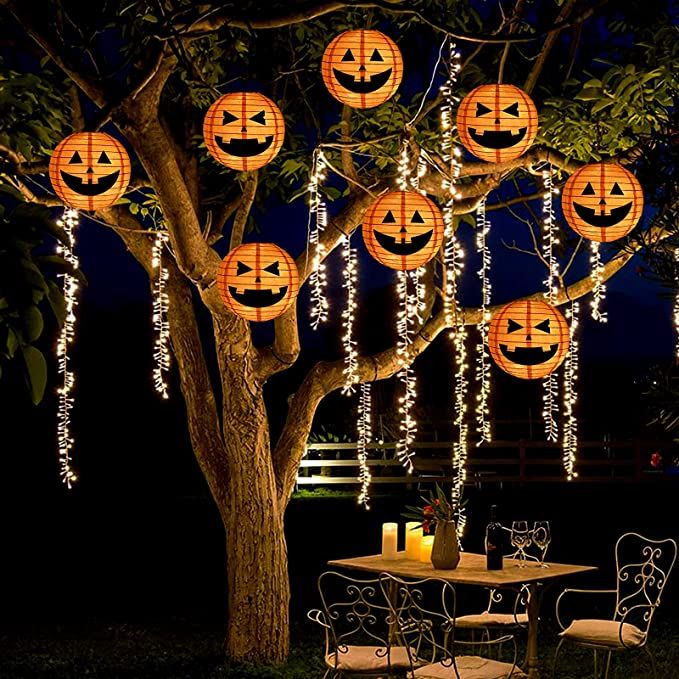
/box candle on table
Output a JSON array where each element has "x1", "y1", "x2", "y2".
[
  {"x1": 382, "y1": 522, "x2": 398, "y2": 560},
  {"x1": 419, "y1": 535, "x2": 435, "y2": 563},
  {"x1": 405, "y1": 522, "x2": 422, "y2": 560}
]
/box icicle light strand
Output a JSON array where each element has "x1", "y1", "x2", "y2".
[
  {"x1": 475, "y1": 198, "x2": 492, "y2": 444},
  {"x1": 309, "y1": 149, "x2": 329, "y2": 329},
  {"x1": 589, "y1": 241, "x2": 608, "y2": 323},
  {"x1": 563, "y1": 301, "x2": 580, "y2": 480},
  {"x1": 341, "y1": 233, "x2": 359, "y2": 393},
  {"x1": 152, "y1": 230, "x2": 171, "y2": 399},
  {"x1": 55, "y1": 208, "x2": 80, "y2": 489},
  {"x1": 356, "y1": 382, "x2": 372, "y2": 508}
]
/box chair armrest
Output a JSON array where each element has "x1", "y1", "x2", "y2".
[
  {"x1": 307, "y1": 608, "x2": 330, "y2": 629},
  {"x1": 555, "y1": 589, "x2": 617, "y2": 631},
  {"x1": 454, "y1": 633, "x2": 516, "y2": 647}
]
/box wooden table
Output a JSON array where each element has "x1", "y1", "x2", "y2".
[{"x1": 328, "y1": 551, "x2": 596, "y2": 679}]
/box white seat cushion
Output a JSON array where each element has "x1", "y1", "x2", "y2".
[
  {"x1": 326, "y1": 645, "x2": 414, "y2": 671},
  {"x1": 456, "y1": 612, "x2": 529, "y2": 628},
  {"x1": 560, "y1": 619, "x2": 646, "y2": 648},
  {"x1": 412, "y1": 656, "x2": 527, "y2": 679}
]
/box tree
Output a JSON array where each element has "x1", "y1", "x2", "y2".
[{"x1": 0, "y1": 0, "x2": 677, "y2": 665}]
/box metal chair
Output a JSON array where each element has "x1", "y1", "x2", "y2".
[
  {"x1": 308, "y1": 570, "x2": 415, "y2": 678},
  {"x1": 553, "y1": 532, "x2": 677, "y2": 679},
  {"x1": 378, "y1": 573, "x2": 525, "y2": 678}
]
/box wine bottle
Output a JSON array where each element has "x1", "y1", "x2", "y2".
[{"x1": 485, "y1": 505, "x2": 503, "y2": 570}]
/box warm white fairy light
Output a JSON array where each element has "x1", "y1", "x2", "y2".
[
  {"x1": 309, "y1": 149, "x2": 329, "y2": 329},
  {"x1": 341, "y1": 233, "x2": 359, "y2": 393},
  {"x1": 152, "y1": 230, "x2": 171, "y2": 399},
  {"x1": 55, "y1": 207, "x2": 80, "y2": 489},
  {"x1": 475, "y1": 198, "x2": 492, "y2": 444},
  {"x1": 356, "y1": 382, "x2": 373, "y2": 508},
  {"x1": 674, "y1": 248, "x2": 679, "y2": 360},
  {"x1": 589, "y1": 241, "x2": 608, "y2": 323},
  {"x1": 563, "y1": 301, "x2": 580, "y2": 480}
]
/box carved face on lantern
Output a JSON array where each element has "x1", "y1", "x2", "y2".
[
  {"x1": 203, "y1": 92, "x2": 285, "y2": 171},
  {"x1": 457, "y1": 84, "x2": 538, "y2": 162},
  {"x1": 488, "y1": 300, "x2": 569, "y2": 379},
  {"x1": 49, "y1": 132, "x2": 131, "y2": 210},
  {"x1": 362, "y1": 191, "x2": 444, "y2": 270},
  {"x1": 321, "y1": 30, "x2": 403, "y2": 109},
  {"x1": 217, "y1": 243, "x2": 299, "y2": 322},
  {"x1": 561, "y1": 163, "x2": 643, "y2": 242}
]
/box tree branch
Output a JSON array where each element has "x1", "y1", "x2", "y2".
[{"x1": 230, "y1": 172, "x2": 258, "y2": 250}]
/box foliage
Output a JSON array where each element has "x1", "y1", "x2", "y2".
[{"x1": 402, "y1": 483, "x2": 465, "y2": 533}]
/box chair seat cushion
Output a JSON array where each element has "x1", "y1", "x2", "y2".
[
  {"x1": 560, "y1": 619, "x2": 646, "y2": 648},
  {"x1": 326, "y1": 645, "x2": 414, "y2": 671},
  {"x1": 456, "y1": 612, "x2": 529, "y2": 628},
  {"x1": 412, "y1": 656, "x2": 526, "y2": 679}
]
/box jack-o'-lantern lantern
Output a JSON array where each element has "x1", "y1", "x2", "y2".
[
  {"x1": 561, "y1": 162, "x2": 643, "y2": 242},
  {"x1": 362, "y1": 191, "x2": 444, "y2": 270},
  {"x1": 217, "y1": 243, "x2": 299, "y2": 322},
  {"x1": 457, "y1": 84, "x2": 538, "y2": 162},
  {"x1": 203, "y1": 92, "x2": 285, "y2": 171},
  {"x1": 488, "y1": 299, "x2": 569, "y2": 379},
  {"x1": 49, "y1": 132, "x2": 130, "y2": 210},
  {"x1": 321, "y1": 30, "x2": 403, "y2": 109}
]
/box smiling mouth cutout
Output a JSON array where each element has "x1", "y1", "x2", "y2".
[
  {"x1": 499, "y1": 343, "x2": 558, "y2": 366},
  {"x1": 373, "y1": 229, "x2": 432, "y2": 256},
  {"x1": 332, "y1": 68, "x2": 393, "y2": 93},
  {"x1": 572, "y1": 202, "x2": 633, "y2": 228},
  {"x1": 215, "y1": 136, "x2": 274, "y2": 157},
  {"x1": 468, "y1": 128, "x2": 527, "y2": 149},
  {"x1": 60, "y1": 170, "x2": 120, "y2": 196},
  {"x1": 228, "y1": 286, "x2": 288, "y2": 308}
]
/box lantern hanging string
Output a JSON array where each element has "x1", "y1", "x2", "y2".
[
  {"x1": 341, "y1": 231, "x2": 359, "y2": 393},
  {"x1": 152, "y1": 230, "x2": 171, "y2": 399},
  {"x1": 674, "y1": 247, "x2": 679, "y2": 361},
  {"x1": 475, "y1": 197, "x2": 492, "y2": 444},
  {"x1": 356, "y1": 382, "x2": 373, "y2": 508},
  {"x1": 589, "y1": 241, "x2": 608, "y2": 323},
  {"x1": 55, "y1": 207, "x2": 80, "y2": 489},
  {"x1": 308, "y1": 148, "x2": 329, "y2": 329},
  {"x1": 563, "y1": 300, "x2": 580, "y2": 480}
]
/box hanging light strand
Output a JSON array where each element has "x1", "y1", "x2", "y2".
[
  {"x1": 589, "y1": 241, "x2": 608, "y2": 323},
  {"x1": 309, "y1": 149, "x2": 329, "y2": 329},
  {"x1": 152, "y1": 230, "x2": 171, "y2": 399},
  {"x1": 674, "y1": 248, "x2": 679, "y2": 361},
  {"x1": 341, "y1": 232, "x2": 359, "y2": 393},
  {"x1": 356, "y1": 382, "x2": 373, "y2": 508},
  {"x1": 475, "y1": 198, "x2": 492, "y2": 444},
  {"x1": 563, "y1": 301, "x2": 580, "y2": 480},
  {"x1": 55, "y1": 207, "x2": 80, "y2": 489}
]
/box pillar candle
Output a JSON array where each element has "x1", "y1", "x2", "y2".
[
  {"x1": 405, "y1": 522, "x2": 422, "y2": 560},
  {"x1": 382, "y1": 522, "x2": 398, "y2": 560},
  {"x1": 419, "y1": 535, "x2": 435, "y2": 563}
]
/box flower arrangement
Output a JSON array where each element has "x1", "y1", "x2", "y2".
[{"x1": 402, "y1": 484, "x2": 464, "y2": 535}]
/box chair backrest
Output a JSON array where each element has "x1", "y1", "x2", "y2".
[
  {"x1": 614, "y1": 532, "x2": 677, "y2": 634},
  {"x1": 485, "y1": 585, "x2": 529, "y2": 623}
]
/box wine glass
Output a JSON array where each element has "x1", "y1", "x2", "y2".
[
  {"x1": 533, "y1": 521, "x2": 551, "y2": 567},
  {"x1": 510, "y1": 521, "x2": 531, "y2": 567}
]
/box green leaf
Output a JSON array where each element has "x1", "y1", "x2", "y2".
[
  {"x1": 21, "y1": 345, "x2": 47, "y2": 405},
  {"x1": 22, "y1": 305, "x2": 44, "y2": 342}
]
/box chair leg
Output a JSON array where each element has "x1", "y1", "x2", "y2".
[
  {"x1": 593, "y1": 649, "x2": 599, "y2": 678},
  {"x1": 552, "y1": 638, "x2": 566, "y2": 678},
  {"x1": 643, "y1": 645, "x2": 658, "y2": 679},
  {"x1": 603, "y1": 651, "x2": 612, "y2": 679}
]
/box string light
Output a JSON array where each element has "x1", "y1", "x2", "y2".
[
  {"x1": 55, "y1": 208, "x2": 80, "y2": 489},
  {"x1": 475, "y1": 198, "x2": 492, "y2": 444},
  {"x1": 589, "y1": 241, "x2": 608, "y2": 322},
  {"x1": 356, "y1": 382, "x2": 372, "y2": 508},
  {"x1": 674, "y1": 248, "x2": 679, "y2": 361},
  {"x1": 309, "y1": 149, "x2": 329, "y2": 329},
  {"x1": 563, "y1": 301, "x2": 580, "y2": 480},
  {"x1": 152, "y1": 230, "x2": 171, "y2": 399},
  {"x1": 341, "y1": 232, "x2": 359, "y2": 393}
]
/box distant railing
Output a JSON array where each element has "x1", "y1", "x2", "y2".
[{"x1": 297, "y1": 439, "x2": 671, "y2": 487}]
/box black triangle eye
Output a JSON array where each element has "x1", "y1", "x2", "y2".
[
  {"x1": 411, "y1": 210, "x2": 425, "y2": 224},
  {"x1": 264, "y1": 261, "x2": 280, "y2": 276},
  {"x1": 382, "y1": 210, "x2": 396, "y2": 224},
  {"x1": 236, "y1": 261, "x2": 253, "y2": 276},
  {"x1": 341, "y1": 49, "x2": 355, "y2": 62},
  {"x1": 222, "y1": 110, "x2": 239, "y2": 125},
  {"x1": 610, "y1": 182, "x2": 624, "y2": 196},
  {"x1": 476, "y1": 102, "x2": 492, "y2": 117},
  {"x1": 370, "y1": 49, "x2": 383, "y2": 62},
  {"x1": 507, "y1": 318, "x2": 522, "y2": 333},
  {"x1": 536, "y1": 319, "x2": 551, "y2": 333},
  {"x1": 582, "y1": 182, "x2": 596, "y2": 196},
  {"x1": 69, "y1": 151, "x2": 83, "y2": 164},
  {"x1": 503, "y1": 102, "x2": 519, "y2": 117},
  {"x1": 98, "y1": 151, "x2": 111, "y2": 164},
  {"x1": 250, "y1": 110, "x2": 266, "y2": 125}
]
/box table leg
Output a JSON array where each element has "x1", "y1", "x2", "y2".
[
  {"x1": 525, "y1": 583, "x2": 543, "y2": 679},
  {"x1": 387, "y1": 579, "x2": 399, "y2": 645}
]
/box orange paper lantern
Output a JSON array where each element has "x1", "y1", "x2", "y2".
[
  {"x1": 321, "y1": 30, "x2": 403, "y2": 109},
  {"x1": 488, "y1": 300, "x2": 569, "y2": 379},
  {"x1": 49, "y1": 132, "x2": 130, "y2": 210},
  {"x1": 362, "y1": 191, "x2": 444, "y2": 270},
  {"x1": 561, "y1": 162, "x2": 643, "y2": 242},
  {"x1": 203, "y1": 92, "x2": 285, "y2": 171},
  {"x1": 217, "y1": 243, "x2": 299, "y2": 322},
  {"x1": 457, "y1": 84, "x2": 538, "y2": 162}
]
